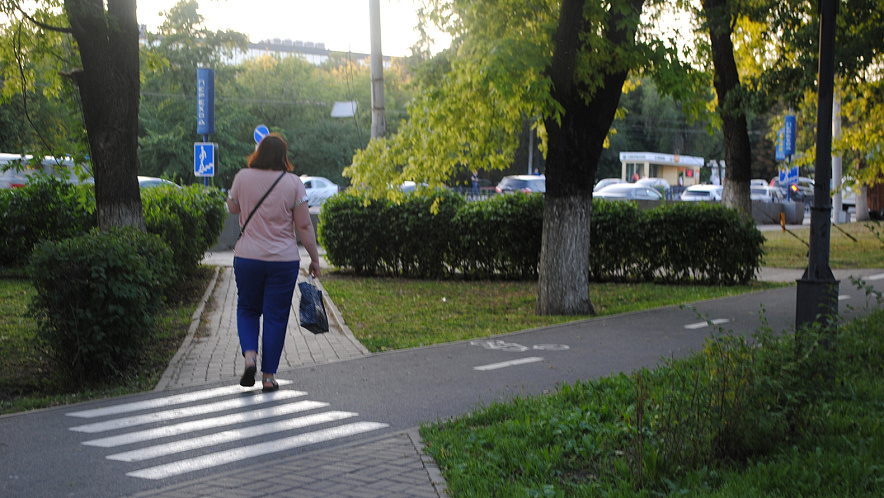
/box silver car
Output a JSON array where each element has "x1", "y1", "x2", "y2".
[{"x1": 594, "y1": 184, "x2": 663, "y2": 201}]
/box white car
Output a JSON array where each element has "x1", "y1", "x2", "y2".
[
  {"x1": 300, "y1": 175, "x2": 339, "y2": 206},
  {"x1": 681, "y1": 185, "x2": 723, "y2": 202},
  {"x1": 750, "y1": 185, "x2": 785, "y2": 203},
  {"x1": 594, "y1": 178, "x2": 625, "y2": 192}
]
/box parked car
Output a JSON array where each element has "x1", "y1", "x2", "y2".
[
  {"x1": 300, "y1": 175, "x2": 339, "y2": 206},
  {"x1": 751, "y1": 179, "x2": 768, "y2": 187},
  {"x1": 400, "y1": 180, "x2": 429, "y2": 193},
  {"x1": 635, "y1": 177, "x2": 670, "y2": 197},
  {"x1": 594, "y1": 183, "x2": 663, "y2": 201},
  {"x1": 593, "y1": 178, "x2": 625, "y2": 192},
  {"x1": 681, "y1": 184, "x2": 723, "y2": 202},
  {"x1": 495, "y1": 175, "x2": 546, "y2": 194},
  {"x1": 771, "y1": 176, "x2": 814, "y2": 204},
  {"x1": 750, "y1": 185, "x2": 786, "y2": 203},
  {"x1": 138, "y1": 176, "x2": 180, "y2": 189}
]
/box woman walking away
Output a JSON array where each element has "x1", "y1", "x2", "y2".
[{"x1": 227, "y1": 133, "x2": 321, "y2": 392}]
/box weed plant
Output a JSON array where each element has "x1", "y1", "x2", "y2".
[{"x1": 421, "y1": 296, "x2": 884, "y2": 496}]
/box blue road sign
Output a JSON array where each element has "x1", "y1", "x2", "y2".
[
  {"x1": 254, "y1": 125, "x2": 269, "y2": 144},
  {"x1": 194, "y1": 142, "x2": 215, "y2": 177}
]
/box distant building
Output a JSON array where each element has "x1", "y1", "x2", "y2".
[
  {"x1": 619, "y1": 151, "x2": 704, "y2": 187},
  {"x1": 139, "y1": 26, "x2": 394, "y2": 68},
  {"x1": 226, "y1": 38, "x2": 397, "y2": 67}
]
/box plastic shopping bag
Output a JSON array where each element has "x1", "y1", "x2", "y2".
[{"x1": 298, "y1": 277, "x2": 329, "y2": 334}]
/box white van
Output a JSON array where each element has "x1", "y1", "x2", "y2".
[{"x1": 0, "y1": 153, "x2": 90, "y2": 189}]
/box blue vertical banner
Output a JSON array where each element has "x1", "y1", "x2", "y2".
[
  {"x1": 197, "y1": 68, "x2": 215, "y2": 135},
  {"x1": 783, "y1": 115, "x2": 796, "y2": 157},
  {"x1": 775, "y1": 127, "x2": 785, "y2": 161}
]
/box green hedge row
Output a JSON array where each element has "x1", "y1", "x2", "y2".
[
  {"x1": 141, "y1": 184, "x2": 227, "y2": 277},
  {"x1": 319, "y1": 192, "x2": 763, "y2": 284},
  {"x1": 0, "y1": 178, "x2": 226, "y2": 277}
]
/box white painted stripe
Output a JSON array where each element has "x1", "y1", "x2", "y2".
[
  {"x1": 108, "y1": 411, "x2": 357, "y2": 462},
  {"x1": 684, "y1": 318, "x2": 730, "y2": 330},
  {"x1": 83, "y1": 400, "x2": 328, "y2": 448},
  {"x1": 839, "y1": 295, "x2": 851, "y2": 301},
  {"x1": 474, "y1": 357, "x2": 544, "y2": 371},
  {"x1": 70, "y1": 390, "x2": 305, "y2": 433},
  {"x1": 126, "y1": 421, "x2": 389, "y2": 480},
  {"x1": 67, "y1": 381, "x2": 293, "y2": 418},
  {"x1": 867, "y1": 273, "x2": 884, "y2": 281}
]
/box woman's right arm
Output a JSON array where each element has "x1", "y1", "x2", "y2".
[{"x1": 293, "y1": 201, "x2": 321, "y2": 277}]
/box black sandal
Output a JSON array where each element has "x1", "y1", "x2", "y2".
[
  {"x1": 240, "y1": 357, "x2": 257, "y2": 387},
  {"x1": 262, "y1": 378, "x2": 279, "y2": 393}
]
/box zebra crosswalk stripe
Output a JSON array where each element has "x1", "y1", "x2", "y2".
[
  {"x1": 107, "y1": 411, "x2": 358, "y2": 462},
  {"x1": 126, "y1": 422, "x2": 389, "y2": 480},
  {"x1": 66, "y1": 381, "x2": 293, "y2": 418},
  {"x1": 83, "y1": 400, "x2": 329, "y2": 448},
  {"x1": 70, "y1": 390, "x2": 305, "y2": 433}
]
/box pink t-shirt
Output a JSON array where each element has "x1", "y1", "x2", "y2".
[{"x1": 228, "y1": 169, "x2": 308, "y2": 261}]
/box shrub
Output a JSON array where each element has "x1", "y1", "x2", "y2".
[
  {"x1": 453, "y1": 193, "x2": 544, "y2": 279},
  {"x1": 27, "y1": 228, "x2": 174, "y2": 384},
  {"x1": 319, "y1": 194, "x2": 393, "y2": 275},
  {"x1": 0, "y1": 177, "x2": 97, "y2": 267},
  {"x1": 142, "y1": 185, "x2": 226, "y2": 276},
  {"x1": 320, "y1": 193, "x2": 764, "y2": 284},
  {"x1": 390, "y1": 189, "x2": 465, "y2": 278}
]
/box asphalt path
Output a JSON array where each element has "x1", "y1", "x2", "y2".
[{"x1": 1, "y1": 272, "x2": 882, "y2": 496}]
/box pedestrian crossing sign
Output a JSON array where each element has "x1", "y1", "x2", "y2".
[{"x1": 194, "y1": 142, "x2": 215, "y2": 177}]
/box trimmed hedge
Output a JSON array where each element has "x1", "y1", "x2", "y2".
[
  {"x1": 0, "y1": 176, "x2": 97, "y2": 267},
  {"x1": 453, "y1": 193, "x2": 544, "y2": 279},
  {"x1": 28, "y1": 228, "x2": 175, "y2": 383},
  {"x1": 142, "y1": 184, "x2": 227, "y2": 277},
  {"x1": 320, "y1": 193, "x2": 764, "y2": 284},
  {"x1": 0, "y1": 180, "x2": 226, "y2": 278},
  {"x1": 319, "y1": 190, "x2": 466, "y2": 278}
]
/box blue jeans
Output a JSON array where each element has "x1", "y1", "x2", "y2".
[{"x1": 233, "y1": 257, "x2": 300, "y2": 374}]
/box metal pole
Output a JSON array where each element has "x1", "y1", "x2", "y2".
[
  {"x1": 832, "y1": 94, "x2": 842, "y2": 222},
  {"x1": 369, "y1": 0, "x2": 386, "y2": 139},
  {"x1": 796, "y1": 0, "x2": 838, "y2": 330}
]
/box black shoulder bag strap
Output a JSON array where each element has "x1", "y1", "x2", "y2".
[{"x1": 238, "y1": 171, "x2": 287, "y2": 240}]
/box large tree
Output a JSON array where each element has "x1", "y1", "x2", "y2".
[
  {"x1": 344, "y1": 0, "x2": 694, "y2": 315},
  {"x1": 2, "y1": 0, "x2": 144, "y2": 229},
  {"x1": 697, "y1": 0, "x2": 753, "y2": 215}
]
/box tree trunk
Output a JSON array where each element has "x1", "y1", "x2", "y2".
[
  {"x1": 537, "y1": 0, "x2": 641, "y2": 315},
  {"x1": 64, "y1": 0, "x2": 145, "y2": 230},
  {"x1": 856, "y1": 184, "x2": 870, "y2": 221},
  {"x1": 702, "y1": 0, "x2": 752, "y2": 217}
]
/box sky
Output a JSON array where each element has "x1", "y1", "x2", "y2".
[{"x1": 136, "y1": 0, "x2": 447, "y2": 57}]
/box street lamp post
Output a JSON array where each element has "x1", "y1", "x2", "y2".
[{"x1": 796, "y1": 0, "x2": 839, "y2": 330}]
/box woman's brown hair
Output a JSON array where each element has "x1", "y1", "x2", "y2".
[{"x1": 247, "y1": 132, "x2": 294, "y2": 172}]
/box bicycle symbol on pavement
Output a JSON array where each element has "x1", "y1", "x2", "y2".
[{"x1": 469, "y1": 339, "x2": 569, "y2": 353}]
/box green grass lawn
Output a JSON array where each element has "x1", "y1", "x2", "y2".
[
  {"x1": 762, "y1": 220, "x2": 884, "y2": 268},
  {"x1": 321, "y1": 276, "x2": 784, "y2": 352}
]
